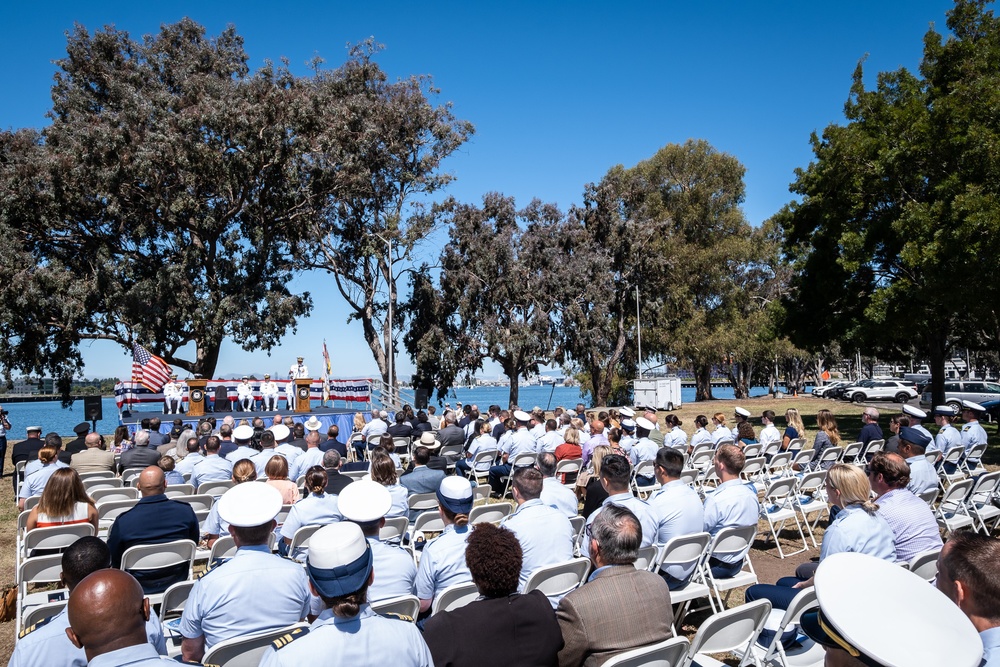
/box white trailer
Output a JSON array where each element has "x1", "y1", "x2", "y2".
[{"x1": 633, "y1": 377, "x2": 683, "y2": 411}]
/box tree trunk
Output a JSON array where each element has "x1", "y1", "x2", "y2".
[
  {"x1": 928, "y1": 334, "x2": 948, "y2": 407},
  {"x1": 360, "y1": 311, "x2": 389, "y2": 388},
  {"x1": 193, "y1": 341, "x2": 221, "y2": 378},
  {"x1": 694, "y1": 364, "x2": 715, "y2": 401},
  {"x1": 730, "y1": 362, "x2": 750, "y2": 399}
]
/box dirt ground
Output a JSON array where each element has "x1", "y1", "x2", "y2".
[{"x1": 0, "y1": 394, "x2": 981, "y2": 662}]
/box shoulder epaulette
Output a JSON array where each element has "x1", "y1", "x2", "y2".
[
  {"x1": 379, "y1": 611, "x2": 414, "y2": 623},
  {"x1": 270, "y1": 626, "x2": 309, "y2": 650},
  {"x1": 18, "y1": 614, "x2": 54, "y2": 639}
]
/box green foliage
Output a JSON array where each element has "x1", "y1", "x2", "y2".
[{"x1": 779, "y1": 0, "x2": 1000, "y2": 404}]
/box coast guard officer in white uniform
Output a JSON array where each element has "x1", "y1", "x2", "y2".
[
  {"x1": 260, "y1": 522, "x2": 432, "y2": 666},
  {"x1": 163, "y1": 374, "x2": 183, "y2": 415},
  {"x1": 260, "y1": 374, "x2": 279, "y2": 411},
  {"x1": 178, "y1": 483, "x2": 310, "y2": 663},
  {"x1": 236, "y1": 376, "x2": 254, "y2": 412},
  {"x1": 287, "y1": 357, "x2": 309, "y2": 410}
]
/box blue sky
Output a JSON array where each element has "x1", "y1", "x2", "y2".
[{"x1": 1, "y1": 0, "x2": 955, "y2": 381}]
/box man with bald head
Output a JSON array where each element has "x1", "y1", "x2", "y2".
[
  {"x1": 106, "y1": 466, "x2": 199, "y2": 594},
  {"x1": 70, "y1": 433, "x2": 115, "y2": 474},
  {"x1": 66, "y1": 569, "x2": 175, "y2": 666},
  {"x1": 10, "y1": 536, "x2": 167, "y2": 667}
]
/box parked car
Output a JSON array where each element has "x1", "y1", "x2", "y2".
[
  {"x1": 828, "y1": 379, "x2": 874, "y2": 401},
  {"x1": 812, "y1": 380, "x2": 850, "y2": 398},
  {"x1": 844, "y1": 379, "x2": 918, "y2": 403},
  {"x1": 920, "y1": 380, "x2": 1000, "y2": 412}
]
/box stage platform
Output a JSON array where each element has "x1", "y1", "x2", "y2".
[{"x1": 120, "y1": 405, "x2": 359, "y2": 440}]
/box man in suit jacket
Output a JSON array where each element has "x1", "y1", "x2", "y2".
[
  {"x1": 70, "y1": 433, "x2": 116, "y2": 474},
  {"x1": 119, "y1": 431, "x2": 162, "y2": 471},
  {"x1": 399, "y1": 446, "x2": 446, "y2": 496},
  {"x1": 322, "y1": 449, "x2": 354, "y2": 496},
  {"x1": 556, "y1": 504, "x2": 673, "y2": 666}
]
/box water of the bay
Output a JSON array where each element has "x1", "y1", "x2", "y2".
[{"x1": 0, "y1": 384, "x2": 773, "y2": 438}]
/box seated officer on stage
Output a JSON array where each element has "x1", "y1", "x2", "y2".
[
  {"x1": 259, "y1": 522, "x2": 433, "y2": 667},
  {"x1": 179, "y1": 483, "x2": 310, "y2": 663},
  {"x1": 10, "y1": 536, "x2": 167, "y2": 667}
]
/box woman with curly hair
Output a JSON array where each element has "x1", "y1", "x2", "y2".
[
  {"x1": 369, "y1": 450, "x2": 408, "y2": 519},
  {"x1": 421, "y1": 523, "x2": 563, "y2": 666}
]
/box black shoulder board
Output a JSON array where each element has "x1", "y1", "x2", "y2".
[
  {"x1": 18, "y1": 614, "x2": 54, "y2": 639},
  {"x1": 379, "y1": 611, "x2": 414, "y2": 623},
  {"x1": 270, "y1": 626, "x2": 309, "y2": 650}
]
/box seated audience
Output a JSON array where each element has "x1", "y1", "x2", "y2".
[
  {"x1": 25, "y1": 467, "x2": 99, "y2": 532},
  {"x1": 703, "y1": 444, "x2": 760, "y2": 578},
  {"x1": 868, "y1": 452, "x2": 942, "y2": 562},
  {"x1": 415, "y1": 477, "x2": 475, "y2": 614}
]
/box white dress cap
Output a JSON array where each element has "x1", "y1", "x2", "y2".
[
  {"x1": 814, "y1": 552, "x2": 982, "y2": 667},
  {"x1": 902, "y1": 404, "x2": 927, "y2": 419},
  {"x1": 217, "y1": 482, "x2": 283, "y2": 527},
  {"x1": 635, "y1": 417, "x2": 656, "y2": 431},
  {"x1": 619, "y1": 407, "x2": 636, "y2": 418},
  {"x1": 270, "y1": 424, "x2": 291, "y2": 441},
  {"x1": 513, "y1": 410, "x2": 531, "y2": 422},
  {"x1": 734, "y1": 406, "x2": 751, "y2": 417},
  {"x1": 337, "y1": 480, "x2": 392, "y2": 523},
  {"x1": 233, "y1": 424, "x2": 254, "y2": 440}
]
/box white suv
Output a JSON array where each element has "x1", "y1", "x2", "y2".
[{"x1": 844, "y1": 380, "x2": 918, "y2": 403}]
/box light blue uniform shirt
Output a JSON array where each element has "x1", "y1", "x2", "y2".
[
  {"x1": 936, "y1": 423, "x2": 962, "y2": 454},
  {"x1": 385, "y1": 483, "x2": 409, "y2": 519},
  {"x1": 630, "y1": 438, "x2": 658, "y2": 468},
  {"x1": 307, "y1": 535, "x2": 417, "y2": 616},
  {"x1": 703, "y1": 478, "x2": 761, "y2": 563},
  {"x1": 497, "y1": 431, "x2": 515, "y2": 457},
  {"x1": 667, "y1": 427, "x2": 687, "y2": 450},
  {"x1": 414, "y1": 524, "x2": 472, "y2": 602},
  {"x1": 259, "y1": 605, "x2": 432, "y2": 667},
  {"x1": 225, "y1": 445, "x2": 256, "y2": 464},
  {"x1": 913, "y1": 424, "x2": 938, "y2": 453},
  {"x1": 582, "y1": 492, "x2": 658, "y2": 557},
  {"x1": 179, "y1": 545, "x2": 309, "y2": 648},
  {"x1": 24, "y1": 458, "x2": 68, "y2": 477},
  {"x1": 275, "y1": 443, "x2": 304, "y2": 463},
  {"x1": 174, "y1": 452, "x2": 204, "y2": 476},
  {"x1": 981, "y1": 626, "x2": 1000, "y2": 667},
  {"x1": 290, "y1": 448, "x2": 324, "y2": 479},
  {"x1": 712, "y1": 426, "x2": 732, "y2": 445},
  {"x1": 619, "y1": 434, "x2": 636, "y2": 455},
  {"x1": 962, "y1": 421, "x2": 989, "y2": 456},
  {"x1": 202, "y1": 503, "x2": 228, "y2": 537},
  {"x1": 88, "y1": 643, "x2": 176, "y2": 667},
  {"x1": 540, "y1": 477, "x2": 579, "y2": 517},
  {"x1": 190, "y1": 455, "x2": 233, "y2": 490},
  {"x1": 510, "y1": 429, "x2": 538, "y2": 458},
  {"x1": 906, "y1": 455, "x2": 939, "y2": 495},
  {"x1": 19, "y1": 463, "x2": 63, "y2": 500},
  {"x1": 280, "y1": 493, "x2": 342, "y2": 550},
  {"x1": 690, "y1": 428, "x2": 713, "y2": 449},
  {"x1": 249, "y1": 449, "x2": 282, "y2": 478},
  {"x1": 465, "y1": 435, "x2": 497, "y2": 471},
  {"x1": 501, "y1": 498, "x2": 575, "y2": 591},
  {"x1": 537, "y1": 431, "x2": 563, "y2": 453},
  {"x1": 648, "y1": 480, "x2": 706, "y2": 579},
  {"x1": 820, "y1": 504, "x2": 896, "y2": 562},
  {"x1": 9, "y1": 606, "x2": 166, "y2": 667}
]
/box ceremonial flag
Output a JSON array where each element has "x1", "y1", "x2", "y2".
[
  {"x1": 323, "y1": 339, "x2": 332, "y2": 376},
  {"x1": 131, "y1": 343, "x2": 173, "y2": 392}
]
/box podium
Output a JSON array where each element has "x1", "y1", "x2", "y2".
[
  {"x1": 294, "y1": 378, "x2": 312, "y2": 413},
  {"x1": 186, "y1": 379, "x2": 209, "y2": 417}
]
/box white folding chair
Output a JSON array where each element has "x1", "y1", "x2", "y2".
[
  {"x1": 918, "y1": 487, "x2": 939, "y2": 507},
  {"x1": 840, "y1": 441, "x2": 864, "y2": 464},
  {"x1": 16, "y1": 554, "x2": 65, "y2": 635},
  {"x1": 794, "y1": 470, "x2": 829, "y2": 549},
  {"x1": 632, "y1": 460, "x2": 660, "y2": 498},
  {"x1": 555, "y1": 457, "x2": 583, "y2": 486},
  {"x1": 408, "y1": 492, "x2": 440, "y2": 520},
  {"x1": 740, "y1": 456, "x2": 767, "y2": 486},
  {"x1": 790, "y1": 449, "x2": 814, "y2": 472},
  {"x1": 438, "y1": 443, "x2": 465, "y2": 472},
  {"x1": 288, "y1": 524, "x2": 323, "y2": 562},
  {"x1": 523, "y1": 557, "x2": 591, "y2": 605},
  {"x1": 465, "y1": 449, "x2": 499, "y2": 487},
  {"x1": 678, "y1": 468, "x2": 700, "y2": 488},
  {"x1": 501, "y1": 452, "x2": 538, "y2": 497},
  {"x1": 379, "y1": 516, "x2": 410, "y2": 543},
  {"x1": 96, "y1": 498, "x2": 140, "y2": 534},
  {"x1": 938, "y1": 445, "x2": 967, "y2": 490},
  {"x1": 705, "y1": 525, "x2": 758, "y2": 610},
  {"x1": 172, "y1": 494, "x2": 215, "y2": 513},
  {"x1": 197, "y1": 479, "x2": 234, "y2": 496},
  {"x1": 684, "y1": 598, "x2": 772, "y2": 667},
  {"x1": 785, "y1": 438, "x2": 806, "y2": 454},
  {"x1": 633, "y1": 545, "x2": 660, "y2": 572},
  {"x1": 431, "y1": 581, "x2": 480, "y2": 615},
  {"x1": 82, "y1": 477, "x2": 124, "y2": 492},
  {"x1": 761, "y1": 441, "x2": 782, "y2": 461},
  {"x1": 163, "y1": 483, "x2": 196, "y2": 498},
  {"x1": 121, "y1": 467, "x2": 146, "y2": 486},
  {"x1": 342, "y1": 470, "x2": 368, "y2": 481},
  {"x1": 472, "y1": 484, "x2": 491, "y2": 504},
  {"x1": 857, "y1": 438, "x2": 884, "y2": 463},
  {"x1": 77, "y1": 470, "x2": 116, "y2": 481},
  {"x1": 412, "y1": 510, "x2": 447, "y2": 537},
  {"x1": 89, "y1": 486, "x2": 139, "y2": 504},
  {"x1": 653, "y1": 532, "x2": 716, "y2": 627},
  {"x1": 22, "y1": 600, "x2": 65, "y2": 628},
  {"x1": 761, "y1": 477, "x2": 809, "y2": 559},
  {"x1": 907, "y1": 547, "x2": 943, "y2": 583},
  {"x1": 602, "y1": 636, "x2": 690, "y2": 667},
  {"x1": 934, "y1": 478, "x2": 975, "y2": 536},
  {"x1": 159, "y1": 579, "x2": 196, "y2": 656},
  {"x1": 570, "y1": 515, "x2": 586, "y2": 556},
  {"x1": 370, "y1": 594, "x2": 420, "y2": 621},
  {"x1": 688, "y1": 447, "x2": 715, "y2": 473},
  {"x1": 201, "y1": 622, "x2": 310, "y2": 667},
  {"x1": 815, "y1": 446, "x2": 844, "y2": 469},
  {"x1": 21, "y1": 523, "x2": 95, "y2": 565},
  {"x1": 120, "y1": 539, "x2": 197, "y2": 604},
  {"x1": 966, "y1": 470, "x2": 1000, "y2": 534},
  {"x1": 738, "y1": 587, "x2": 824, "y2": 667},
  {"x1": 468, "y1": 502, "x2": 513, "y2": 525},
  {"x1": 765, "y1": 452, "x2": 793, "y2": 480},
  {"x1": 960, "y1": 443, "x2": 988, "y2": 477},
  {"x1": 14, "y1": 460, "x2": 27, "y2": 497},
  {"x1": 22, "y1": 495, "x2": 42, "y2": 512},
  {"x1": 742, "y1": 443, "x2": 763, "y2": 458}
]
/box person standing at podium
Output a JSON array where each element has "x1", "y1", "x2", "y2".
[
  {"x1": 287, "y1": 357, "x2": 309, "y2": 410},
  {"x1": 163, "y1": 375, "x2": 184, "y2": 415},
  {"x1": 260, "y1": 374, "x2": 279, "y2": 411}
]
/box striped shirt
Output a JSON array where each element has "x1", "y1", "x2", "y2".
[{"x1": 876, "y1": 488, "x2": 943, "y2": 563}]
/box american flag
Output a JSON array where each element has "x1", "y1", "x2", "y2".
[{"x1": 131, "y1": 343, "x2": 173, "y2": 392}]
